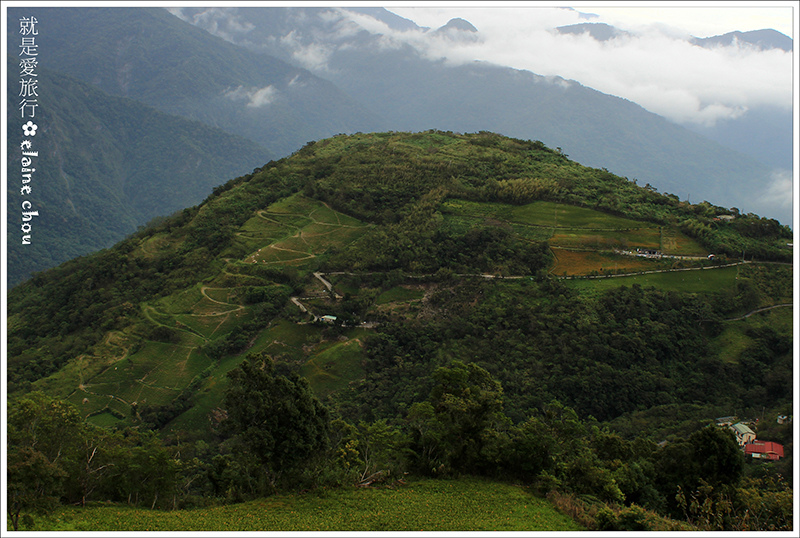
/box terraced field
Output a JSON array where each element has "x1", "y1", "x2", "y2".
[
  {"x1": 241, "y1": 194, "x2": 370, "y2": 267},
  {"x1": 52, "y1": 195, "x2": 727, "y2": 429},
  {"x1": 442, "y1": 198, "x2": 707, "y2": 275},
  {"x1": 549, "y1": 249, "x2": 667, "y2": 277},
  {"x1": 57, "y1": 195, "x2": 374, "y2": 427}
]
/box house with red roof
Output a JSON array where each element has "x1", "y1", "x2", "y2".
[{"x1": 744, "y1": 441, "x2": 785, "y2": 461}]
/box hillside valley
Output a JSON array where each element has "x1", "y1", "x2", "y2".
[{"x1": 7, "y1": 131, "x2": 794, "y2": 532}]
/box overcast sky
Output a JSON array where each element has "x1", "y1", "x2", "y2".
[{"x1": 381, "y1": 2, "x2": 795, "y2": 127}]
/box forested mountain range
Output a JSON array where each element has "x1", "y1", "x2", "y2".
[
  {"x1": 5, "y1": 62, "x2": 271, "y2": 286},
  {"x1": 7, "y1": 131, "x2": 793, "y2": 531},
  {"x1": 6, "y1": 7, "x2": 382, "y2": 157},
  {"x1": 559, "y1": 23, "x2": 792, "y2": 52}
]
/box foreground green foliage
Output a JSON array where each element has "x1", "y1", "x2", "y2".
[
  {"x1": 6, "y1": 131, "x2": 793, "y2": 531},
  {"x1": 14, "y1": 478, "x2": 583, "y2": 532}
]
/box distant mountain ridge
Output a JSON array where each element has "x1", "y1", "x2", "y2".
[
  {"x1": 549, "y1": 22, "x2": 793, "y2": 177},
  {"x1": 6, "y1": 62, "x2": 271, "y2": 286},
  {"x1": 556, "y1": 22, "x2": 631, "y2": 41},
  {"x1": 557, "y1": 21, "x2": 792, "y2": 53},
  {"x1": 6, "y1": 7, "x2": 383, "y2": 157},
  {"x1": 691, "y1": 29, "x2": 793, "y2": 51}
]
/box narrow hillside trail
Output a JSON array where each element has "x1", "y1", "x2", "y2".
[
  {"x1": 256, "y1": 200, "x2": 365, "y2": 229},
  {"x1": 291, "y1": 297, "x2": 318, "y2": 323},
  {"x1": 267, "y1": 244, "x2": 316, "y2": 262},
  {"x1": 309, "y1": 259, "x2": 764, "y2": 292},
  {"x1": 219, "y1": 266, "x2": 268, "y2": 283},
  {"x1": 723, "y1": 303, "x2": 793, "y2": 322},
  {"x1": 313, "y1": 259, "x2": 749, "y2": 284},
  {"x1": 243, "y1": 239, "x2": 315, "y2": 266},
  {"x1": 141, "y1": 304, "x2": 208, "y2": 341},
  {"x1": 197, "y1": 286, "x2": 245, "y2": 315},
  {"x1": 558, "y1": 260, "x2": 748, "y2": 280}
]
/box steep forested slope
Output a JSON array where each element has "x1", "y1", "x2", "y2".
[
  {"x1": 6, "y1": 64, "x2": 271, "y2": 286},
  {"x1": 6, "y1": 7, "x2": 383, "y2": 157}
]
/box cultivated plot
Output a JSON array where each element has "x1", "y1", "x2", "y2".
[{"x1": 241, "y1": 195, "x2": 370, "y2": 268}]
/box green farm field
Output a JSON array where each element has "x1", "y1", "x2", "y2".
[
  {"x1": 26, "y1": 478, "x2": 583, "y2": 532},
  {"x1": 376, "y1": 285, "x2": 426, "y2": 305},
  {"x1": 549, "y1": 228, "x2": 660, "y2": 250},
  {"x1": 443, "y1": 199, "x2": 646, "y2": 230},
  {"x1": 300, "y1": 338, "x2": 365, "y2": 397},
  {"x1": 564, "y1": 265, "x2": 740, "y2": 295},
  {"x1": 660, "y1": 227, "x2": 709, "y2": 256},
  {"x1": 510, "y1": 201, "x2": 646, "y2": 229}
]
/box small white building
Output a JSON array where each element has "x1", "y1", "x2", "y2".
[
  {"x1": 729, "y1": 422, "x2": 756, "y2": 446},
  {"x1": 320, "y1": 315, "x2": 337, "y2": 324}
]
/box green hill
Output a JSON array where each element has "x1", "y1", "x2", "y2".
[
  {"x1": 6, "y1": 131, "x2": 793, "y2": 532},
  {"x1": 8, "y1": 129, "x2": 791, "y2": 413}
]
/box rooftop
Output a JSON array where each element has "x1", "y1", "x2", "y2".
[
  {"x1": 731, "y1": 423, "x2": 755, "y2": 436},
  {"x1": 744, "y1": 441, "x2": 784, "y2": 459}
]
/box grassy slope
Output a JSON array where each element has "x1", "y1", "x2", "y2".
[{"x1": 24, "y1": 478, "x2": 584, "y2": 532}]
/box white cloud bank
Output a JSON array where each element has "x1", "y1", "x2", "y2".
[
  {"x1": 383, "y1": 6, "x2": 793, "y2": 127},
  {"x1": 171, "y1": 4, "x2": 793, "y2": 128},
  {"x1": 224, "y1": 85, "x2": 279, "y2": 108},
  {"x1": 757, "y1": 168, "x2": 795, "y2": 215}
]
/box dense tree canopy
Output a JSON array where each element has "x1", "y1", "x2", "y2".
[{"x1": 222, "y1": 355, "x2": 331, "y2": 484}]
